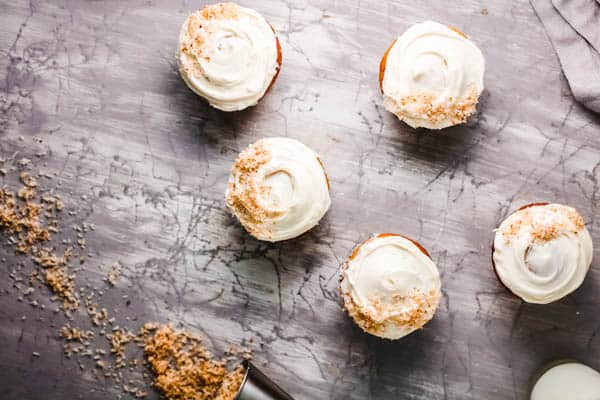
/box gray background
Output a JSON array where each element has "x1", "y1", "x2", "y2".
[{"x1": 1, "y1": 0, "x2": 600, "y2": 399}]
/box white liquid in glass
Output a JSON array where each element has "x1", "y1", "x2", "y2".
[{"x1": 530, "y1": 362, "x2": 600, "y2": 400}]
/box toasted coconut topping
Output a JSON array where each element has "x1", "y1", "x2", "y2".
[
  {"x1": 143, "y1": 325, "x2": 246, "y2": 400},
  {"x1": 386, "y1": 88, "x2": 479, "y2": 127},
  {"x1": 342, "y1": 286, "x2": 440, "y2": 336},
  {"x1": 225, "y1": 141, "x2": 274, "y2": 239},
  {"x1": 500, "y1": 204, "x2": 585, "y2": 244}
]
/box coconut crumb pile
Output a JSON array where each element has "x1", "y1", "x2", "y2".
[
  {"x1": 142, "y1": 324, "x2": 246, "y2": 400},
  {"x1": 106, "y1": 262, "x2": 122, "y2": 286},
  {"x1": 2, "y1": 166, "x2": 251, "y2": 399}
]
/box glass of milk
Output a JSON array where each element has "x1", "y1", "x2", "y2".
[{"x1": 530, "y1": 360, "x2": 600, "y2": 400}]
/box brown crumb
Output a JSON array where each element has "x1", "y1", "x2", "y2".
[
  {"x1": 108, "y1": 328, "x2": 135, "y2": 368},
  {"x1": 142, "y1": 324, "x2": 247, "y2": 400},
  {"x1": 45, "y1": 265, "x2": 79, "y2": 309},
  {"x1": 106, "y1": 262, "x2": 121, "y2": 286},
  {"x1": 20, "y1": 172, "x2": 38, "y2": 188},
  {"x1": 215, "y1": 365, "x2": 246, "y2": 400},
  {"x1": 85, "y1": 298, "x2": 108, "y2": 326},
  {"x1": 0, "y1": 180, "x2": 79, "y2": 310},
  {"x1": 225, "y1": 345, "x2": 253, "y2": 362},
  {"x1": 33, "y1": 246, "x2": 72, "y2": 269},
  {"x1": 0, "y1": 186, "x2": 50, "y2": 252},
  {"x1": 61, "y1": 324, "x2": 94, "y2": 342},
  {"x1": 3, "y1": 171, "x2": 253, "y2": 400}
]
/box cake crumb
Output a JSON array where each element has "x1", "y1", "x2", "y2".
[
  {"x1": 0, "y1": 180, "x2": 79, "y2": 310},
  {"x1": 106, "y1": 262, "x2": 122, "y2": 286},
  {"x1": 108, "y1": 328, "x2": 134, "y2": 368},
  {"x1": 142, "y1": 324, "x2": 247, "y2": 400},
  {"x1": 61, "y1": 324, "x2": 94, "y2": 342},
  {"x1": 2, "y1": 171, "x2": 253, "y2": 399}
]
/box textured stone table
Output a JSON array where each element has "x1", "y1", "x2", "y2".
[{"x1": 1, "y1": 0, "x2": 600, "y2": 399}]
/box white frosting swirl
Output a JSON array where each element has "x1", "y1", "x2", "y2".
[
  {"x1": 531, "y1": 362, "x2": 600, "y2": 400},
  {"x1": 493, "y1": 203, "x2": 593, "y2": 304},
  {"x1": 225, "y1": 137, "x2": 330, "y2": 242},
  {"x1": 178, "y1": 3, "x2": 280, "y2": 111},
  {"x1": 381, "y1": 21, "x2": 485, "y2": 129},
  {"x1": 340, "y1": 234, "x2": 441, "y2": 340}
]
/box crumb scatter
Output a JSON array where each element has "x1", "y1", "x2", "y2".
[{"x1": 2, "y1": 171, "x2": 252, "y2": 399}]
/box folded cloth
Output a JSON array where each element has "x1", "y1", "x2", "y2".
[{"x1": 530, "y1": 0, "x2": 600, "y2": 113}]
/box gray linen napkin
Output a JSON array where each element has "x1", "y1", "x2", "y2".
[{"x1": 530, "y1": 0, "x2": 600, "y2": 113}]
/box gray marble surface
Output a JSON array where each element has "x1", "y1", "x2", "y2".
[{"x1": 1, "y1": 0, "x2": 600, "y2": 399}]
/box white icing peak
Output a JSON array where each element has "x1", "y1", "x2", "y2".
[
  {"x1": 493, "y1": 203, "x2": 593, "y2": 304},
  {"x1": 225, "y1": 137, "x2": 330, "y2": 242},
  {"x1": 531, "y1": 362, "x2": 600, "y2": 400},
  {"x1": 178, "y1": 3, "x2": 280, "y2": 111},
  {"x1": 341, "y1": 234, "x2": 441, "y2": 340},
  {"x1": 381, "y1": 21, "x2": 485, "y2": 129}
]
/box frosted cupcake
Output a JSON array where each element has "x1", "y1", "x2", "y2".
[
  {"x1": 225, "y1": 137, "x2": 330, "y2": 242},
  {"x1": 379, "y1": 21, "x2": 485, "y2": 129},
  {"x1": 340, "y1": 234, "x2": 441, "y2": 340},
  {"x1": 493, "y1": 203, "x2": 593, "y2": 304},
  {"x1": 177, "y1": 3, "x2": 282, "y2": 111}
]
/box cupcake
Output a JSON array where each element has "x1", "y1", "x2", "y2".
[
  {"x1": 530, "y1": 361, "x2": 600, "y2": 400},
  {"x1": 492, "y1": 203, "x2": 593, "y2": 304},
  {"x1": 379, "y1": 21, "x2": 485, "y2": 129},
  {"x1": 177, "y1": 3, "x2": 282, "y2": 111},
  {"x1": 340, "y1": 233, "x2": 441, "y2": 340},
  {"x1": 225, "y1": 137, "x2": 331, "y2": 242}
]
